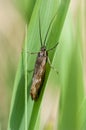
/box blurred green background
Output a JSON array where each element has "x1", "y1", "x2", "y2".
[{"x1": 0, "y1": 0, "x2": 85, "y2": 130}]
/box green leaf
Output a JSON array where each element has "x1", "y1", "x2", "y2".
[
  {"x1": 8, "y1": 0, "x2": 71, "y2": 130},
  {"x1": 79, "y1": 98, "x2": 86, "y2": 130},
  {"x1": 58, "y1": 8, "x2": 84, "y2": 130}
]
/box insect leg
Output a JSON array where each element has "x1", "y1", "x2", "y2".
[
  {"x1": 27, "y1": 50, "x2": 39, "y2": 55},
  {"x1": 47, "y1": 42, "x2": 59, "y2": 52},
  {"x1": 22, "y1": 48, "x2": 39, "y2": 55},
  {"x1": 48, "y1": 56, "x2": 58, "y2": 74}
]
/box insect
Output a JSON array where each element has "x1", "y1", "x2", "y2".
[{"x1": 29, "y1": 13, "x2": 59, "y2": 101}]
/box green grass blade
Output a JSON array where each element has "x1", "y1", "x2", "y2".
[
  {"x1": 79, "y1": 98, "x2": 86, "y2": 130},
  {"x1": 13, "y1": 0, "x2": 37, "y2": 22},
  {"x1": 27, "y1": 1, "x2": 71, "y2": 130},
  {"x1": 58, "y1": 8, "x2": 84, "y2": 130},
  {"x1": 8, "y1": 0, "x2": 71, "y2": 130},
  {"x1": 24, "y1": 25, "x2": 28, "y2": 130}
]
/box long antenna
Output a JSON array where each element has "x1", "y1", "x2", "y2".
[
  {"x1": 44, "y1": 12, "x2": 57, "y2": 45},
  {"x1": 39, "y1": 13, "x2": 42, "y2": 47},
  {"x1": 47, "y1": 42, "x2": 59, "y2": 52}
]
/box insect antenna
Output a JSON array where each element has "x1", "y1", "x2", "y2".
[
  {"x1": 47, "y1": 42, "x2": 59, "y2": 52},
  {"x1": 39, "y1": 14, "x2": 43, "y2": 47},
  {"x1": 43, "y1": 13, "x2": 57, "y2": 46}
]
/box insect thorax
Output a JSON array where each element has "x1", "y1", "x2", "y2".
[
  {"x1": 35, "y1": 46, "x2": 48, "y2": 70},
  {"x1": 38, "y1": 46, "x2": 48, "y2": 57}
]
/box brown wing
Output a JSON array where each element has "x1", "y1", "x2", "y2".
[{"x1": 30, "y1": 54, "x2": 47, "y2": 100}]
